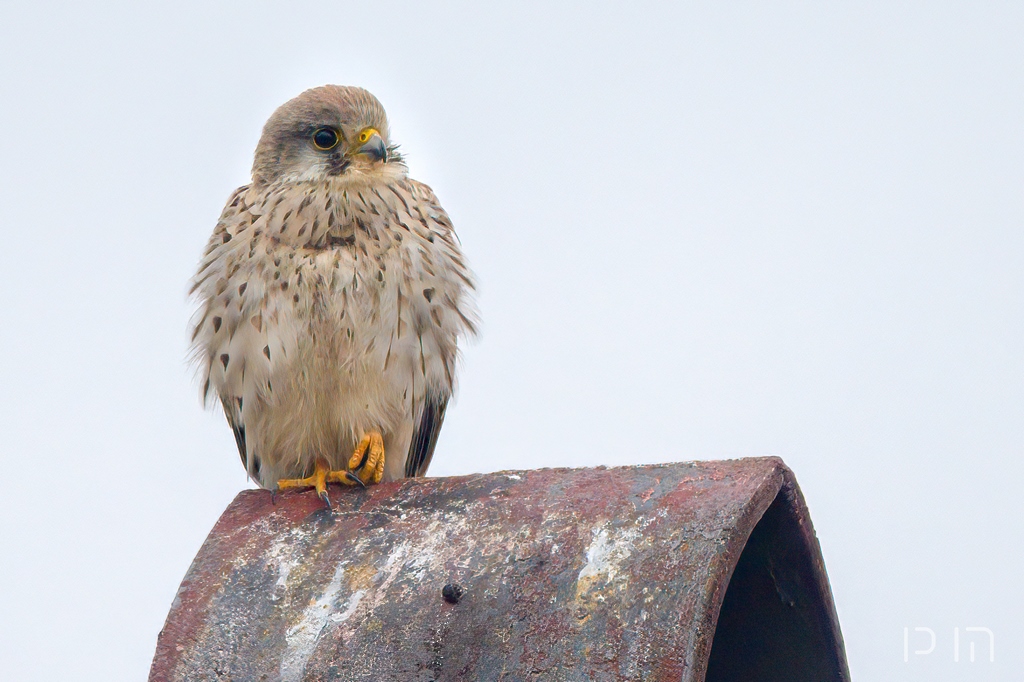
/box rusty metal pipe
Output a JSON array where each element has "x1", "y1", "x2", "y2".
[{"x1": 150, "y1": 457, "x2": 849, "y2": 681}]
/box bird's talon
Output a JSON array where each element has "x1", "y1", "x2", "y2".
[
  {"x1": 272, "y1": 434, "x2": 384, "y2": 497},
  {"x1": 279, "y1": 457, "x2": 356, "y2": 499},
  {"x1": 348, "y1": 431, "x2": 385, "y2": 485}
]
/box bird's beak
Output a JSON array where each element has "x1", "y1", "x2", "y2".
[{"x1": 353, "y1": 131, "x2": 388, "y2": 163}]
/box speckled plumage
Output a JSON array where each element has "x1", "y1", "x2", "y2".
[{"x1": 189, "y1": 86, "x2": 476, "y2": 488}]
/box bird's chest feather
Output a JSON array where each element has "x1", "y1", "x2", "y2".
[
  {"x1": 260, "y1": 208, "x2": 438, "y2": 379},
  {"x1": 192, "y1": 177, "x2": 469, "y2": 418}
]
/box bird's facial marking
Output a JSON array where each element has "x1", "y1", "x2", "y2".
[
  {"x1": 311, "y1": 126, "x2": 341, "y2": 151},
  {"x1": 327, "y1": 151, "x2": 351, "y2": 176}
]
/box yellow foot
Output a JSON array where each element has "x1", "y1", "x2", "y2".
[
  {"x1": 277, "y1": 457, "x2": 364, "y2": 508},
  {"x1": 349, "y1": 431, "x2": 385, "y2": 485}
]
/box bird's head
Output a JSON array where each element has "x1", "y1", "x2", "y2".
[{"x1": 251, "y1": 85, "x2": 403, "y2": 187}]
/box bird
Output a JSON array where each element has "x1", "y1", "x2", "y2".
[{"x1": 188, "y1": 85, "x2": 476, "y2": 505}]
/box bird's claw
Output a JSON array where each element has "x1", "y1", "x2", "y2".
[
  {"x1": 278, "y1": 457, "x2": 336, "y2": 506},
  {"x1": 275, "y1": 435, "x2": 382, "y2": 503},
  {"x1": 348, "y1": 431, "x2": 385, "y2": 485},
  {"x1": 318, "y1": 491, "x2": 332, "y2": 509}
]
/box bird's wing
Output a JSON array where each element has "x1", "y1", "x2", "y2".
[
  {"x1": 220, "y1": 395, "x2": 249, "y2": 472},
  {"x1": 405, "y1": 392, "x2": 448, "y2": 478},
  {"x1": 190, "y1": 184, "x2": 280, "y2": 485}
]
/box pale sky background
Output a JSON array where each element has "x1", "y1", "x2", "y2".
[{"x1": 0, "y1": 2, "x2": 1021, "y2": 680}]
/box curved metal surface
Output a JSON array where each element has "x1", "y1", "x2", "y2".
[{"x1": 150, "y1": 457, "x2": 849, "y2": 681}]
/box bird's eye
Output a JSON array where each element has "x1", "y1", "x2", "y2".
[{"x1": 312, "y1": 127, "x2": 340, "y2": 150}]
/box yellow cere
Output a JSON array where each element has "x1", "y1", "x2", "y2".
[{"x1": 358, "y1": 128, "x2": 380, "y2": 144}]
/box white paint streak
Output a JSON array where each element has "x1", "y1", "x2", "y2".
[
  {"x1": 330, "y1": 589, "x2": 366, "y2": 623},
  {"x1": 577, "y1": 524, "x2": 641, "y2": 587},
  {"x1": 279, "y1": 561, "x2": 346, "y2": 682},
  {"x1": 275, "y1": 557, "x2": 296, "y2": 590},
  {"x1": 266, "y1": 525, "x2": 315, "y2": 597},
  {"x1": 406, "y1": 517, "x2": 469, "y2": 579}
]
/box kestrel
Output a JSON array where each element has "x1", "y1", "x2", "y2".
[{"x1": 189, "y1": 86, "x2": 476, "y2": 505}]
